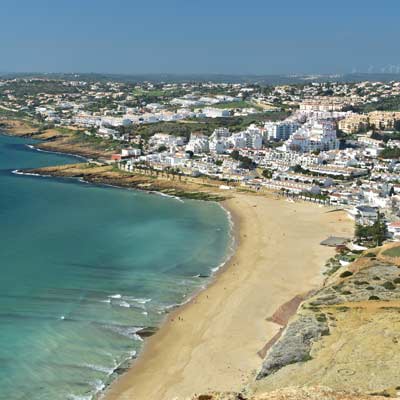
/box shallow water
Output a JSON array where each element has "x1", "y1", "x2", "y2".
[{"x1": 0, "y1": 134, "x2": 231, "y2": 400}]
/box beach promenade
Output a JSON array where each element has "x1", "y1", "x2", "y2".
[{"x1": 104, "y1": 194, "x2": 353, "y2": 400}]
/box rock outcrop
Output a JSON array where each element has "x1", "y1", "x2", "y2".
[{"x1": 252, "y1": 245, "x2": 400, "y2": 397}]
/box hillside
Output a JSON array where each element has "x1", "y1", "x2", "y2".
[{"x1": 195, "y1": 243, "x2": 400, "y2": 399}]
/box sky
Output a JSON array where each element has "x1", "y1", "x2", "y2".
[{"x1": 1, "y1": 0, "x2": 400, "y2": 75}]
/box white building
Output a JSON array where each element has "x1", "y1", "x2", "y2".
[
  {"x1": 210, "y1": 127, "x2": 231, "y2": 139},
  {"x1": 282, "y1": 121, "x2": 340, "y2": 153},
  {"x1": 149, "y1": 133, "x2": 186, "y2": 149},
  {"x1": 121, "y1": 148, "x2": 141, "y2": 157},
  {"x1": 185, "y1": 134, "x2": 209, "y2": 154},
  {"x1": 265, "y1": 120, "x2": 300, "y2": 141},
  {"x1": 200, "y1": 108, "x2": 231, "y2": 118},
  {"x1": 209, "y1": 139, "x2": 226, "y2": 154}
]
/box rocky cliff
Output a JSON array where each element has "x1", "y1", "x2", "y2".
[{"x1": 195, "y1": 243, "x2": 400, "y2": 399}]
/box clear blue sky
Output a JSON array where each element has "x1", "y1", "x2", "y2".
[{"x1": 2, "y1": 0, "x2": 400, "y2": 75}]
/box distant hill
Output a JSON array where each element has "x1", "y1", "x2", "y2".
[{"x1": 2, "y1": 72, "x2": 400, "y2": 85}]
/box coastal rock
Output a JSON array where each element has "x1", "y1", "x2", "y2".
[
  {"x1": 136, "y1": 326, "x2": 158, "y2": 339},
  {"x1": 257, "y1": 314, "x2": 329, "y2": 379},
  {"x1": 24, "y1": 163, "x2": 228, "y2": 201},
  {"x1": 252, "y1": 246, "x2": 400, "y2": 396}
]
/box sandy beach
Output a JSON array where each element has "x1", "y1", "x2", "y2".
[{"x1": 104, "y1": 193, "x2": 353, "y2": 400}]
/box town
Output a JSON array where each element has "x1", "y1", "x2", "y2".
[{"x1": 1, "y1": 75, "x2": 400, "y2": 244}]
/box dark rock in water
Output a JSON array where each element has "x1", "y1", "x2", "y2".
[
  {"x1": 136, "y1": 326, "x2": 158, "y2": 339},
  {"x1": 114, "y1": 365, "x2": 130, "y2": 375},
  {"x1": 192, "y1": 273, "x2": 210, "y2": 278}
]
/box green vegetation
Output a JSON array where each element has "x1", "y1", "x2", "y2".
[
  {"x1": 84, "y1": 97, "x2": 118, "y2": 112},
  {"x1": 354, "y1": 95, "x2": 400, "y2": 113},
  {"x1": 316, "y1": 313, "x2": 327, "y2": 323},
  {"x1": 72, "y1": 131, "x2": 122, "y2": 152},
  {"x1": 212, "y1": 100, "x2": 261, "y2": 110},
  {"x1": 230, "y1": 150, "x2": 255, "y2": 169},
  {"x1": 379, "y1": 147, "x2": 400, "y2": 159},
  {"x1": 132, "y1": 88, "x2": 165, "y2": 97},
  {"x1": 300, "y1": 191, "x2": 328, "y2": 201},
  {"x1": 382, "y1": 281, "x2": 396, "y2": 290},
  {"x1": 324, "y1": 253, "x2": 358, "y2": 276},
  {"x1": 262, "y1": 168, "x2": 273, "y2": 179},
  {"x1": 293, "y1": 164, "x2": 349, "y2": 180},
  {"x1": 354, "y1": 280, "x2": 369, "y2": 286},
  {"x1": 382, "y1": 246, "x2": 400, "y2": 258},
  {"x1": 0, "y1": 80, "x2": 80, "y2": 97},
  {"x1": 355, "y1": 214, "x2": 387, "y2": 246},
  {"x1": 340, "y1": 271, "x2": 353, "y2": 278},
  {"x1": 131, "y1": 87, "x2": 187, "y2": 104},
  {"x1": 370, "y1": 130, "x2": 400, "y2": 142}
]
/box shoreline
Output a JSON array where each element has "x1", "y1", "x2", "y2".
[
  {"x1": 102, "y1": 194, "x2": 354, "y2": 400},
  {"x1": 2, "y1": 129, "x2": 355, "y2": 399},
  {"x1": 0, "y1": 119, "x2": 115, "y2": 159},
  {"x1": 3, "y1": 132, "x2": 239, "y2": 399},
  {"x1": 97, "y1": 200, "x2": 242, "y2": 400}
]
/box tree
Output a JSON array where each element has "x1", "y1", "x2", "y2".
[
  {"x1": 355, "y1": 213, "x2": 387, "y2": 246},
  {"x1": 230, "y1": 150, "x2": 240, "y2": 160},
  {"x1": 293, "y1": 164, "x2": 305, "y2": 174},
  {"x1": 355, "y1": 223, "x2": 369, "y2": 242},
  {"x1": 157, "y1": 145, "x2": 167, "y2": 153},
  {"x1": 262, "y1": 169, "x2": 273, "y2": 179},
  {"x1": 239, "y1": 156, "x2": 255, "y2": 170},
  {"x1": 372, "y1": 212, "x2": 387, "y2": 246},
  {"x1": 380, "y1": 147, "x2": 400, "y2": 159}
]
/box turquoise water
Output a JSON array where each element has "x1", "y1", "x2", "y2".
[{"x1": 0, "y1": 134, "x2": 231, "y2": 400}]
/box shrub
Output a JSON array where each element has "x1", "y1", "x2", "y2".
[
  {"x1": 364, "y1": 252, "x2": 376, "y2": 257},
  {"x1": 354, "y1": 280, "x2": 369, "y2": 285},
  {"x1": 316, "y1": 313, "x2": 327, "y2": 323},
  {"x1": 394, "y1": 277, "x2": 400, "y2": 284},
  {"x1": 382, "y1": 281, "x2": 396, "y2": 290},
  {"x1": 340, "y1": 271, "x2": 353, "y2": 278},
  {"x1": 369, "y1": 295, "x2": 380, "y2": 300}
]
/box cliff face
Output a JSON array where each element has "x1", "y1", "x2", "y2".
[
  {"x1": 252, "y1": 244, "x2": 400, "y2": 398},
  {"x1": 194, "y1": 244, "x2": 400, "y2": 400}
]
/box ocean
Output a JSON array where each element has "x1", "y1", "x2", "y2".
[{"x1": 0, "y1": 134, "x2": 232, "y2": 400}]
